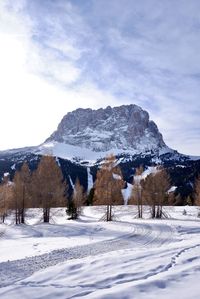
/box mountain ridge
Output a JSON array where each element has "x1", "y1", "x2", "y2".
[
  {"x1": 45, "y1": 104, "x2": 167, "y2": 153},
  {"x1": 0, "y1": 103, "x2": 199, "y2": 203},
  {"x1": 0, "y1": 103, "x2": 199, "y2": 164}
]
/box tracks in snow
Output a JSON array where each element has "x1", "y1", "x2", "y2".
[
  {"x1": 165, "y1": 243, "x2": 200, "y2": 271},
  {"x1": 0, "y1": 221, "x2": 174, "y2": 288},
  {"x1": 0, "y1": 227, "x2": 6, "y2": 239}
]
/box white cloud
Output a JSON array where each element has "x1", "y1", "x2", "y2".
[
  {"x1": 0, "y1": 0, "x2": 199, "y2": 156},
  {"x1": 45, "y1": 38, "x2": 82, "y2": 61},
  {"x1": 0, "y1": 1, "x2": 118, "y2": 150},
  {"x1": 29, "y1": 48, "x2": 81, "y2": 85}
]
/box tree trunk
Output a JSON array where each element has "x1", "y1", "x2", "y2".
[
  {"x1": 21, "y1": 208, "x2": 25, "y2": 224},
  {"x1": 43, "y1": 208, "x2": 50, "y2": 223},
  {"x1": 106, "y1": 205, "x2": 109, "y2": 221},
  {"x1": 137, "y1": 188, "x2": 142, "y2": 218},
  {"x1": 43, "y1": 208, "x2": 47, "y2": 222},
  {"x1": 15, "y1": 209, "x2": 20, "y2": 225},
  {"x1": 156, "y1": 205, "x2": 161, "y2": 218},
  {"x1": 21, "y1": 185, "x2": 25, "y2": 224},
  {"x1": 137, "y1": 195, "x2": 140, "y2": 218},
  {"x1": 152, "y1": 205, "x2": 156, "y2": 218},
  {"x1": 109, "y1": 204, "x2": 112, "y2": 221},
  {"x1": 15, "y1": 210, "x2": 18, "y2": 225}
]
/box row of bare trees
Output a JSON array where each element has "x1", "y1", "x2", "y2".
[
  {"x1": 94, "y1": 155, "x2": 125, "y2": 221},
  {"x1": 0, "y1": 157, "x2": 67, "y2": 224},
  {"x1": 1, "y1": 154, "x2": 200, "y2": 224},
  {"x1": 0, "y1": 156, "x2": 87, "y2": 224},
  {"x1": 93, "y1": 156, "x2": 172, "y2": 220},
  {"x1": 129, "y1": 166, "x2": 171, "y2": 218},
  {"x1": 93, "y1": 155, "x2": 200, "y2": 220}
]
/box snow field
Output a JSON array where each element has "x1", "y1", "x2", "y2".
[{"x1": 0, "y1": 205, "x2": 200, "y2": 298}]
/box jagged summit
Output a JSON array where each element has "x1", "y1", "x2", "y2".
[{"x1": 46, "y1": 104, "x2": 166, "y2": 153}]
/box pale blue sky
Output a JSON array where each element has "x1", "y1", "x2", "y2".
[{"x1": 0, "y1": 0, "x2": 200, "y2": 155}]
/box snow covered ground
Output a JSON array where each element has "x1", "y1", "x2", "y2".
[
  {"x1": 0, "y1": 206, "x2": 200, "y2": 299},
  {"x1": 36, "y1": 141, "x2": 177, "y2": 165}
]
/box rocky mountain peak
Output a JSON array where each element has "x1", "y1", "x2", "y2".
[{"x1": 46, "y1": 104, "x2": 166, "y2": 152}]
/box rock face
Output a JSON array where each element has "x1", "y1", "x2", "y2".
[{"x1": 46, "y1": 104, "x2": 166, "y2": 152}]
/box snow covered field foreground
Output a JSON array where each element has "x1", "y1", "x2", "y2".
[{"x1": 0, "y1": 206, "x2": 200, "y2": 299}]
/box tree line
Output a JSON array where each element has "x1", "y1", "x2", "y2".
[
  {"x1": 0, "y1": 156, "x2": 85, "y2": 224},
  {"x1": 94, "y1": 156, "x2": 172, "y2": 220},
  {"x1": 95, "y1": 156, "x2": 200, "y2": 220},
  {"x1": 0, "y1": 155, "x2": 200, "y2": 224}
]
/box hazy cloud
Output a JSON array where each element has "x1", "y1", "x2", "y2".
[{"x1": 0, "y1": 0, "x2": 200, "y2": 155}]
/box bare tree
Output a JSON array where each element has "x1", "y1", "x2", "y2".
[
  {"x1": 94, "y1": 155, "x2": 124, "y2": 221},
  {"x1": 168, "y1": 191, "x2": 176, "y2": 206},
  {"x1": 195, "y1": 175, "x2": 200, "y2": 207},
  {"x1": 0, "y1": 174, "x2": 13, "y2": 223},
  {"x1": 70, "y1": 178, "x2": 85, "y2": 219},
  {"x1": 156, "y1": 169, "x2": 171, "y2": 217},
  {"x1": 32, "y1": 156, "x2": 67, "y2": 223},
  {"x1": 12, "y1": 171, "x2": 21, "y2": 225},
  {"x1": 130, "y1": 166, "x2": 144, "y2": 218},
  {"x1": 143, "y1": 168, "x2": 171, "y2": 218},
  {"x1": 12, "y1": 162, "x2": 31, "y2": 224}
]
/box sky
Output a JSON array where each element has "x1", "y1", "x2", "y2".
[{"x1": 0, "y1": 0, "x2": 200, "y2": 155}]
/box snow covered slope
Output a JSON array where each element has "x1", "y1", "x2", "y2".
[
  {"x1": 0, "y1": 206, "x2": 200, "y2": 299},
  {"x1": 35, "y1": 141, "x2": 173, "y2": 164}
]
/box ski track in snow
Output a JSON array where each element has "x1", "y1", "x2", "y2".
[
  {"x1": 0, "y1": 222, "x2": 174, "y2": 287},
  {"x1": 1, "y1": 207, "x2": 200, "y2": 299},
  {"x1": 0, "y1": 227, "x2": 6, "y2": 238}
]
